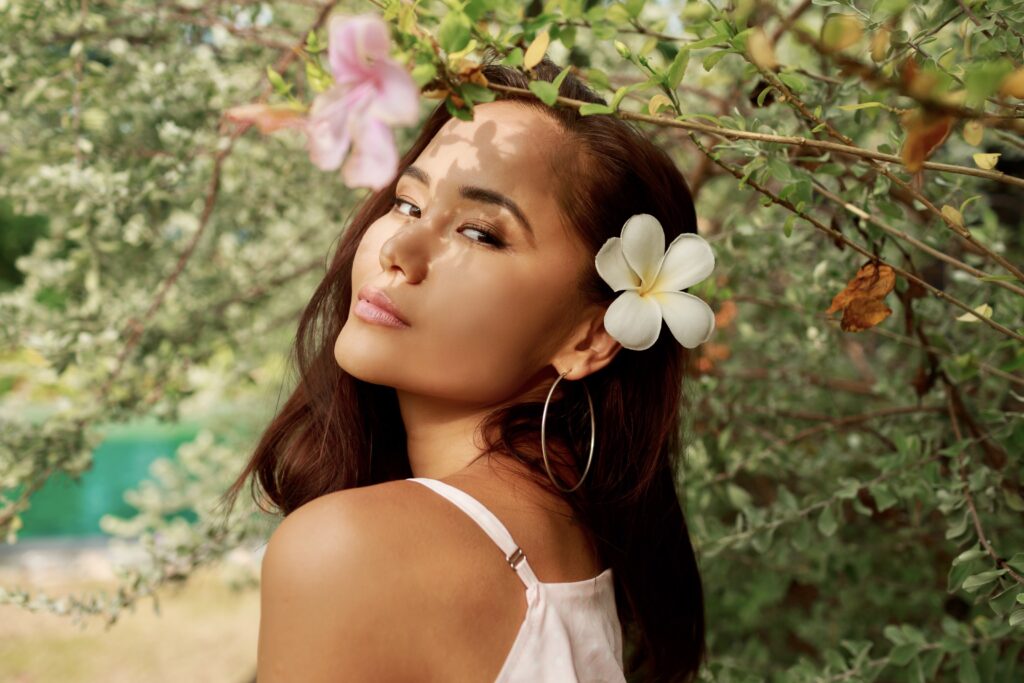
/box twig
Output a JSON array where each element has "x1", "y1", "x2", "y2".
[
  {"x1": 483, "y1": 84, "x2": 1024, "y2": 191},
  {"x1": 943, "y1": 382, "x2": 1024, "y2": 585},
  {"x1": 686, "y1": 133, "x2": 1024, "y2": 342},
  {"x1": 810, "y1": 181, "x2": 1024, "y2": 298}
]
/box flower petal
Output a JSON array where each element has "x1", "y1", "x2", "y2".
[
  {"x1": 224, "y1": 104, "x2": 307, "y2": 134},
  {"x1": 654, "y1": 290, "x2": 716, "y2": 349},
  {"x1": 327, "y1": 13, "x2": 391, "y2": 83},
  {"x1": 305, "y1": 82, "x2": 375, "y2": 171},
  {"x1": 342, "y1": 116, "x2": 399, "y2": 190},
  {"x1": 604, "y1": 291, "x2": 663, "y2": 351},
  {"x1": 366, "y1": 62, "x2": 421, "y2": 126},
  {"x1": 305, "y1": 101, "x2": 353, "y2": 171},
  {"x1": 652, "y1": 232, "x2": 715, "y2": 293},
  {"x1": 620, "y1": 213, "x2": 665, "y2": 291},
  {"x1": 595, "y1": 237, "x2": 641, "y2": 292}
]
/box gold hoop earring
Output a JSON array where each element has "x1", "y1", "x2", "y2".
[{"x1": 541, "y1": 368, "x2": 596, "y2": 492}]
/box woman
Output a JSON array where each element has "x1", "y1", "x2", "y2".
[{"x1": 223, "y1": 51, "x2": 709, "y2": 683}]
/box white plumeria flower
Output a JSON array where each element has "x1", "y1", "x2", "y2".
[{"x1": 594, "y1": 213, "x2": 716, "y2": 351}]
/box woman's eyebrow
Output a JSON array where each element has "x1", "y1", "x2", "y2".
[{"x1": 400, "y1": 165, "x2": 535, "y2": 241}]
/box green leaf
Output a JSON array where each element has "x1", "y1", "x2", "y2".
[
  {"x1": 783, "y1": 214, "x2": 796, "y2": 238},
  {"x1": 835, "y1": 477, "x2": 861, "y2": 499},
  {"x1": 666, "y1": 47, "x2": 690, "y2": 89},
  {"x1": 726, "y1": 483, "x2": 752, "y2": 510},
  {"x1": 957, "y1": 650, "x2": 981, "y2": 683},
  {"x1": 945, "y1": 509, "x2": 970, "y2": 540},
  {"x1": 410, "y1": 62, "x2": 438, "y2": 88},
  {"x1": 586, "y1": 67, "x2": 611, "y2": 92},
  {"x1": 961, "y1": 569, "x2": 1006, "y2": 592},
  {"x1": 1010, "y1": 608, "x2": 1024, "y2": 627},
  {"x1": 869, "y1": 481, "x2": 897, "y2": 511},
  {"x1": 964, "y1": 59, "x2": 1015, "y2": 108},
  {"x1": 685, "y1": 35, "x2": 727, "y2": 51},
  {"x1": 445, "y1": 95, "x2": 473, "y2": 121},
  {"x1": 529, "y1": 80, "x2": 559, "y2": 106},
  {"x1": 579, "y1": 102, "x2": 615, "y2": 115},
  {"x1": 948, "y1": 556, "x2": 979, "y2": 593},
  {"x1": 609, "y1": 79, "x2": 655, "y2": 111},
  {"x1": 304, "y1": 30, "x2": 325, "y2": 54},
  {"x1": 1004, "y1": 488, "x2": 1024, "y2": 511},
  {"x1": 817, "y1": 503, "x2": 838, "y2": 537},
  {"x1": 778, "y1": 72, "x2": 807, "y2": 93},
  {"x1": 889, "y1": 643, "x2": 919, "y2": 666},
  {"x1": 988, "y1": 584, "x2": 1022, "y2": 616},
  {"x1": 266, "y1": 66, "x2": 290, "y2": 95},
  {"x1": 559, "y1": 26, "x2": 577, "y2": 49},
  {"x1": 702, "y1": 50, "x2": 729, "y2": 72},
  {"x1": 552, "y1": 65, "x2": 572, "y2": 89},
  {"x1": 624, "y1": 0, "x2": 646, "y2": 19},
  {"x1": 437, "y1": 11, "x2": 472, "y2": 55},
  {"x1": 952, "y1": 547, "x2": 987, "y2": 566},
  {"x1": 305, "y1": 59, "x2": 333, "y2": 94},
  {"x1": 460, "y1": 82, "x2": 496, "y2": 105},
  {"x1": 502, "y1": 47, "x2": 524, "y2": 67}
]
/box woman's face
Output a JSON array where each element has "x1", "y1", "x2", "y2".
[{"x1": 335, "y1": 100, "x2": 600, "y2": 406}]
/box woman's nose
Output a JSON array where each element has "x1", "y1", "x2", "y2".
[{"x1": 378, "y1": 215, "x2": 439, "y2": 282}]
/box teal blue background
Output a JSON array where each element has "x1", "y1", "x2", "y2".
[{"x1": 13, "y1": 419, "x2": 202, "y2": 538}]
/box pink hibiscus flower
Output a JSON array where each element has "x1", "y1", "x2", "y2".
[{"x1": 226, "y1": 12, "x2": 420, "y2": 191}]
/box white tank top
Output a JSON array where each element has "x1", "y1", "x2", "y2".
[{"x1": 407, "y1": 477, "x2": 627, "y2": 682}]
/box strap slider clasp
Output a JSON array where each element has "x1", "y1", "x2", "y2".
[{"x1": 507, "y1": 546, "x2": 526, "y2": 570}]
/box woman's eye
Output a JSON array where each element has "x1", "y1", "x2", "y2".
[
  {"x1": 390, "y1": 196, "x2": 504, "y2": 248},
  {"x1": 392, "y1": 196, "x2": 419, "y2": 218}
]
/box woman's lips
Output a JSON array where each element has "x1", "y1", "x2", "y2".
[{"x1": 354, "y1": 299, "x2": 411, "y2": 328}]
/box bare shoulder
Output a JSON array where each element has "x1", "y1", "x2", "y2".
[{"x1": 257, "y1": 480, "x2": 453, "y2": 683}]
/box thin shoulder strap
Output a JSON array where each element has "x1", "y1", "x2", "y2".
[{"x1": 407, "y1": 477, "x2": 538, "y2": 588}]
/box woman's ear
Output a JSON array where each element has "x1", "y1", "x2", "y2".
[{"x1": 550, "y1": 303, "x2": 623, "y2": 381}]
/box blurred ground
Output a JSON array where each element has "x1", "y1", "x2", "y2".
[{"x1": 0, "y1": 537, "x2": 261, "y2": 683}]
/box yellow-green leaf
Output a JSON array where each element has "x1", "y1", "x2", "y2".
[
  {"x1": 647, "y1": 93, "x2": 673, "y2": 116},
  {"x1": 821, "y1": 14, "x2": 864, "y2": 53},
  {"x1": 956, "y1": 303, "x2": 993, "y2": 322},
  {"x1": 962, "y1": 120, "x2": 984, "y2": 146},
  {"x1": 746, "y1": 27, "x2": 777, "y2": 70},
  {"x1": 972, "y1": 152, "x2": 1000, "y2": 169},
  {"x1": 838, "y1": 101, "x2": 885, "y2": 111},
  {"x1": 941, "y1": 205, "x2": 964, "y2": 228},
  {"x1": 524, "y1": 30, "x2": 550, "y2": 70}
]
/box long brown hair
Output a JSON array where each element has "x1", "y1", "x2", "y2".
[{"x1": 222, "y1": 50, "x2": 707, "y2": 682}]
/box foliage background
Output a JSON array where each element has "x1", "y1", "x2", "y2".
[{"x1": 1, "y1": 0, "x2": 1022, "y2": 681}]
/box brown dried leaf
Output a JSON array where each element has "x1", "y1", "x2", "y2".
[
  {"x1": 840, "y1": 297, "x2": 893, "y2": 332},
  {"x1": 870, "y1": 27, "x2": 890, "y2": 63},
  {"x1": 224, "y1": 104, "x2": 307, "y2": 134},
  {"x1": 899, "y1": 108, "x2": 953, "y2": 172},
  {"x1": 826, "y1": 262, "x2": 896, "y2": 332}
]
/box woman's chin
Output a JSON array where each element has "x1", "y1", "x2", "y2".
[{"x1": 334, "y1": 325, "x2": 398, "y2": 382}]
